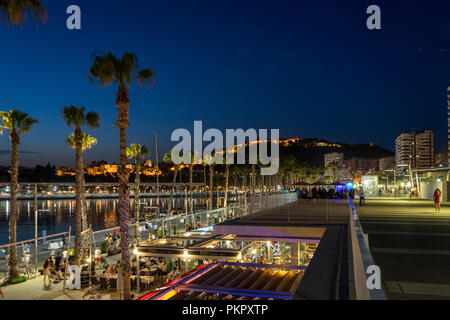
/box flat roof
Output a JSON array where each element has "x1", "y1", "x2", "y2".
[{"x1": 149, "y1": 262, "x2": 307, "y2": 301}]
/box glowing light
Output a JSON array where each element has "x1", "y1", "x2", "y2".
[
  {"x1": 251, "y1": 249, "x2": 257, "y2": 255},
  {"x1": 237, "y1": 252, "x2": 242, "y2": 260},
  {"x1": 183, "y1": 249, "x2": 188, "y2": 259},
  {"x1": 133, "y1": 248, "x2": 139, "y2": 255}
]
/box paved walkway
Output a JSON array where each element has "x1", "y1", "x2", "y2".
[
  {"x1": 356, "y1": 198, "x2": 450, "y2": 300},
  {"x1": 0, "y1": 253, "x2": 159, "y2": 300}
]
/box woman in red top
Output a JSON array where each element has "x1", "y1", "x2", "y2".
[{"x1": 434, "y1": 189, "x2": 442, "y2": 213}]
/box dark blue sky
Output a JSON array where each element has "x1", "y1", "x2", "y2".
[{"x1": 1, "y1": 0, "x2": 450, "y2": 167}]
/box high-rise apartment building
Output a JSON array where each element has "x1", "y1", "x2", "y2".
[{"x1": 395, "y1": 131, "x2": 435, "y2": 170}]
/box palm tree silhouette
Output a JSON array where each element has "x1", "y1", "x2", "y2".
[{"x1": 0, "y1": 109, "x2": 38, "y2": 280}]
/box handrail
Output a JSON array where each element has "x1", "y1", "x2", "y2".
[{"x1": 348, "y1": 198, "x2": 386, "y2": 300}]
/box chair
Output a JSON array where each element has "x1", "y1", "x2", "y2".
[
  {"x1": 100, "y1": 277, "x2": 108, "y2": 290},
  {"x1": 110, "y1": 278, "x2": 117, "y2": 290}
]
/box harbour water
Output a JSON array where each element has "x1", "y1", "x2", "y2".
[{"x1": 0, "y1": 197, "x2": 211, "y2": 245}]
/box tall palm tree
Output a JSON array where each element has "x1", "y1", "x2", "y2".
[
  {"x1": 65, "y1": 132, "x2": 98, "y2": 261},
  {"x1": 88, "y1": 52, "x2": 156, "y2": 300},
  {"x1": 0, "y1": 0, "x2": 47, "y2": 28},
  {"x1": 0, "y1": 109, "x2": 37, "y2": 280},
  {"x1": 163, "y1": 151, "x2": 180, "y2": 216},
  {"x1": 280, "y1": 155, "x2": 297, "y2": 189},
  {"x1": 62, "y1": 106, "x2": 100, "y2": 266},
  {"x1": 126, "y1": 143, "x2": 149, "y2": 245},
  {"x1": 203, "y1": 153, "x2": 216, "y2": 210},
  {"x1": 186, "y1": 151, "x2": 201, "y2": 215}
]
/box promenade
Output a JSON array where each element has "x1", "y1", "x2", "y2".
[
  {"x1": 0, "y1": 193, "x2": 294, "y2": 300},
  {"x1": 357, "y1": 199, "x2": 450, "y2": 299}
]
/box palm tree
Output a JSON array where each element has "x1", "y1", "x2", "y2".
[
  {"x1": 62, "y1": 106, "x2": 100, "y2": 265},
  {"x1": 126, "y1": 143, "x2": 149, "y2": 245},
  {"x1": 65, "y1": 132, "x2": 98, "y2": 260},
  {"x1": 203, "y1": 153, "x2": 216, "y2": 210},
  {"x1": 0, "y1": 109, "x2": 37, "y2": 280},
  {"x1": 163, "y1": 151, "x2": 180, "y2": 216},
  {"x1": 327, "y1": 160, "x2": 342, "y2": 183},
  {"x1": 185, "y1": 151, "x2": 200, "y2": 215},
  {"x1": 88, "y1": 52, "x2": 156, "y2": 300},
  {"x1": 280, "y1": 155, "x2": 297, "y2": 189},
  {"x1": 0, "y1": 0, "x2": 47, "y2": 28}
]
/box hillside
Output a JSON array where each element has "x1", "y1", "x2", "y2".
[{"x1": 279, "y1": 138, "x2": 394, "y2": 167}]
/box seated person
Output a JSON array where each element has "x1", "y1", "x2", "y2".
[{"x1": 114, "y1": 261, "x2": 121, "y2": 274}]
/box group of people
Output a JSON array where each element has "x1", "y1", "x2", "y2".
[
  {"x1": 104, "y1": 230, "x2": 121, "y2": 255},
  {"x1": 43, "y1": 252, "x2": 63, "y2": 287},
  {"x1": 95, "y1": 256, "x2": 180, "y2": 291},
  {"x1": 296, "y1": 187, "x2": 355, "y2": 200}
]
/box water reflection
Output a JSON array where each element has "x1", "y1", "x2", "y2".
[{"x1": 0, "y1": 197, "x2": 210, "y2": 244}]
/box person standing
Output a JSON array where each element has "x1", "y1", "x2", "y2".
[
  {"x1": 54, "y1": 252, "x2": 62, "y2": 280},
  {"x1": 43, "y1": 258, "x2": 51, "y2": 287},
  {"x1": 434, "y1": 189, "x2": 442, "y2": 213},
  {"x1": 359, "y1": 187, "x2": 365, "y2": 206}
]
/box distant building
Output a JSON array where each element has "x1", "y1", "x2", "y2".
[
  {"x1": 56, "y1": 167, "x2": 76, "y2": 176},
  {"x1": 435, "y1": 150, "x2": 448, "y2": 167},
  {"x1": 378, "y1": 156, "x2": 396, "y2": 172},
  {"x1": 144, "y1": 159, "x2": 152, "y2": 167},
  {"x1": 324, "y1": 152, "x2": 344, "y2": 167},
  {"x1": 324, "y1": 152, "x2": 344, "y2": 178},
  {"x1": 395, "y1": 131, "x2": 435, "y2": 171},
  {"x1": 344, "y1": 158, "x2": 379, "y2": 172}
]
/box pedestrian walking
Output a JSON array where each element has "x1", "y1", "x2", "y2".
[{"x1": 434, "y1": 189, "x2": 442, "y2": 213}]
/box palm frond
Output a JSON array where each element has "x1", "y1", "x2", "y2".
[
  {"x1": 88, "y1": 52, "x2": 119, "y2": 87},
  {"x1": 136, "y1": 68, "x2": 157, "y2": 89},
  {"x1": 0, "y1": 109, "x2": 37, "y2": 134},
  {"x1": 65, "y1": 132, "x2": 98, "y2": 151},
  {"x1": 1, "y1": 0, "x2": 47, "y2": 28},
  {"x1": 85, "y1": 111, "x2": 100, "y2": 129}
]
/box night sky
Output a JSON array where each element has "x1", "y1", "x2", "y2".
[{"x1": 1, "y1": 0, "x2": 450, "y2": 168}]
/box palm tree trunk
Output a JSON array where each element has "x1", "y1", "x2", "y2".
[
  {"x1": 251, "y1": 165, "x2": 255, "y2": 197},
  {"x1": 116, "y1": 83, "x2": 131, "y2": 300},
  {"x1": 209, "y1": 165, "x2": 214, "y2": 210},
  {"x1": 224, "y1": 165, "x2": 229, "y2": 208},
  {"x1": 74, "y1": 127, "x2": 83, "y2": 266},
  {"x1": 81, "y1": 169, "x2": 89, "y2": 263},
  {"x1": 168, "y1": 167, "x2": 177, "y2": 215},
  {"x1": 203, "y1": 165, "x2": 206, "y2": 186},
  {"x1": 134, "y1": 157, "x2": 141, "y2": 245},
  {"x1": 8, "y1": 131, "x2": 20, "y2": 280}
]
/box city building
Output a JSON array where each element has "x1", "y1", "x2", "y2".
[
  {"x1": 324, "y1": 152, "x2": 344, "y2": 178},
  {"x1": 435, "y1": 149, "x2": 448, "y2": 168},
  {"x1": 395, "y1": 131, "x2": 435, "y2": 171},
  {"x1": 344, "y1": 157, "x2": 379, "y2": 172},
  {"x1": 378, "y1": 156, "x2": 396, "y2": 172},
  {"x1": 324, "y1": 152, "x2": 344, "y2": 167}
]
